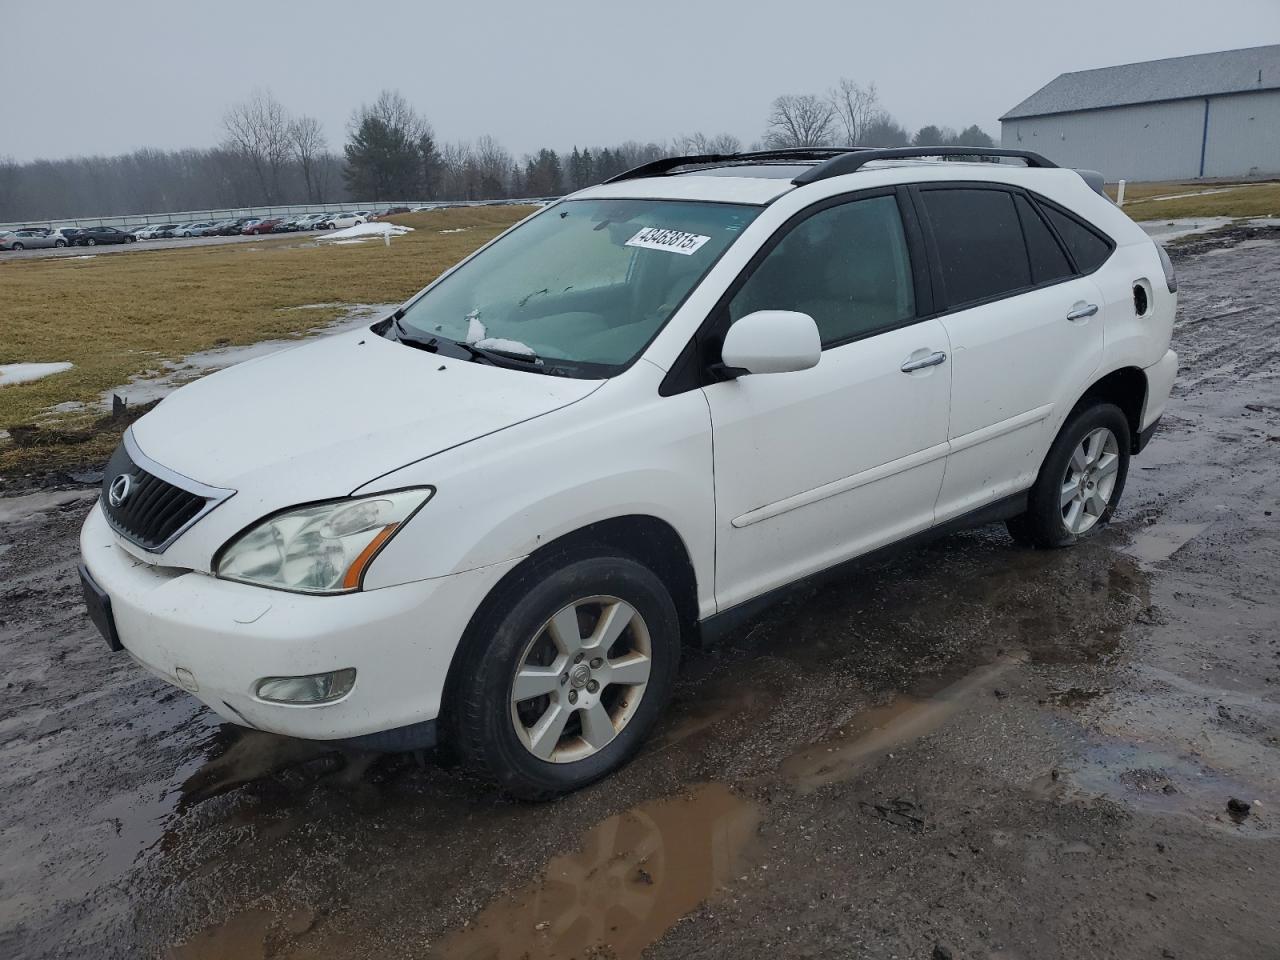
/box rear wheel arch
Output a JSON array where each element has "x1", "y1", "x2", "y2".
[{"x1": 1069, "y1": 366, "x2": 1147, "y2": 453}]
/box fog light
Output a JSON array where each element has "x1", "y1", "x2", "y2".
[{"x1": 255, "y1": 668, "x2": 356, "y2": 704}]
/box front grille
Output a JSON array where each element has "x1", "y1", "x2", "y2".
[{"x1": 101, "y1": 441, "x2": 210, "y2": 552}]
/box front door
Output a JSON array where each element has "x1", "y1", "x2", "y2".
[{"x1": 702, "y1": 192, "x2": 953, "y2": 611}]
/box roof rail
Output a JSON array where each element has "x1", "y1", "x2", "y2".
[
  {"x1": 602, "y1": 148, "x2": 854, "y2": 184},
  {"x1": 791, "y1": 146, "x2": 1057, "y2": 185}
]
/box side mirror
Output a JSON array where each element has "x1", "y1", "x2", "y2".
[{"x1": 719, "y1": 310, "x2": 821, "y2": 377}]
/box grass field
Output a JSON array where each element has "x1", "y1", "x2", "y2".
[
  {"x1": 1108, "y1": 180, "x2": 1280, "y2": 221},
  {"x1": 0, "y1": 206, "x2": 536, "y2": 476}
]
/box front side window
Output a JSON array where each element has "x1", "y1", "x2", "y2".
[
  {"x1": 728, "y1": 194, "x2": 916, "y2": 346},
  {"x1": 397, "y1": 199, "x2": 759, "y2": 377},
  {"x1": 921, "y1": 187, "x2": 1031, "y2": 308}
]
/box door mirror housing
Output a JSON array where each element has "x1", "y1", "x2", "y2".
[{"x1": 719, "y1": 310, "x2": 821, "y2": 377}]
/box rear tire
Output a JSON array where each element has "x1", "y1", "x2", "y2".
[
  {"x1": 449, "y1": 553, "x2": 681, "y2": 800},
  {"x1": 86, "y1": 238, "x2": 97, "y2": 246},
  {"x1": 1007, "y1": 402, "x2": 1131, "y2": 548},
  {"x1": 11, "y1": 242, "x2": 22, "y2": 251},
  {"x1": 54, "y1": 239, "x2": 66, "y2": 248}
]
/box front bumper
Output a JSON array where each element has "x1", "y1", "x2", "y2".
[{"x1": 80, "y1": 503, "x2": 520, "y2": 741}]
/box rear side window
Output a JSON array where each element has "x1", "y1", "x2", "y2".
[
  {"x1": 920, "y1": 188, "x2": 1030, "y2": 308},
  {"x1": 1015, "y1": 194, "x2": 1073, "y2": 285},
  {"x1": 1041, "y1": 205, "x2": 1112, "y2": 273}
]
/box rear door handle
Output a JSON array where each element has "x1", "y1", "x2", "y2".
[
  {"x1": 900, "y1": 350, "x2": 947, "y2": 373},
  {"x1": 1067, "y1": 303, "x2": 1099, "y2": 322}
]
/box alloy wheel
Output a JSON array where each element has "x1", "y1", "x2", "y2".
[
  {"x1": 510, "y1": 595, "x2": 653, "y2": 764},
  {"x1": 1060, "y1": 426, "x2": 1120, "y2": 534}
]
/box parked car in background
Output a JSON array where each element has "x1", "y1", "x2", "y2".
[
  {"x1": 210, "y1": 219, "x2": 249, "y2": 236},
  {"x1": 372, "y1": 206, "x2": 411, "y2": 220},
  {"x1": 175, "y1": 222, "x2": 213, "y2": 238},
  {"x1": 52, "y1": 227, "x2": 84, "y2": 245},
  {"x1": 272, "y1": 217, "x2": 304, "y2": 233},
  {"x1": 293, "y1": 214, "x2": 328, "y2": 231},
  {"x1": 243, "y1": 217, "x2": 283, "y2": 235},
  {"x1": 74, "y1": 226, "x2": 136, "y2": 246},
  {"x1": 0, "y1": 227, "x2": 68, "y2": 250},
  {"x1": 325, "y1": 212, "x2": 367, "y2": 230}
]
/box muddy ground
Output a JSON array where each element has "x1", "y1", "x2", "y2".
[{"x1": 2, "y1": 234, "x2": 1279, "y2": 960}]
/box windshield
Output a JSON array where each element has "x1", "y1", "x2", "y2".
[{"x1": 395, "y1": 198, "x2": 760, "y2": 377}]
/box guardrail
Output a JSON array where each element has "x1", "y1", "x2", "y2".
[{"x1": 0, "y1": 197, "x2": 554, "y2": 233}]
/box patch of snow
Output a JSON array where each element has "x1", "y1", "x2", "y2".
[
  {"x1": 1, "y1": 362, "x2": 74, "y2": 387},
  {"x1": 1139, "y1": 215, "x2": 1280, "y2": 244},
  {"x1": 316, "y1": 222, "x2": 414, "y2": 244},
  {"x1": 475, "y1": 337, "x2": 536, "y2": 357},
  {"x1": 0, "y1": 489, "x2": 97, "y2": 526},
  {"x1": 465, "y1": 313, "x2": 487, "y2": 344},
  {"x1": 1139, "y1": 217, "x2": 1235, "y2": 244},
  {"x1": 96, "y1": 303, "x2": 398, "y2": 411},
  {"x1": 62, "y1": 255, "x2": 96, "y2": 261},
  {"x1": 439, "y1": 228, "x2": 470, "y2": 234},
  {"x1": 328, "y1": 239, "x2": 370, "y2": 245}
]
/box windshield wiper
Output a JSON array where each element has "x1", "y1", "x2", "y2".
[
  {"x1": 392, "y1": 315, "x2": 542, "y2": 371},
  {"x1": 458, "y1": 340, "x2": 544, "y2": 369}
]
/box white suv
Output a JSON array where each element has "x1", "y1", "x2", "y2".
[{"x1": 79, "y1": 147, "x2": 1177, "y2": 797}]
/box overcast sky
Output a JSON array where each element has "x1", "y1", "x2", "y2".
[{"x1": 3, "y1": 0, "x2": 1278, "y2": 163}]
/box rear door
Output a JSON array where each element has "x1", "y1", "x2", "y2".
[
  {"x1": 703, "y1": 190, "x2": 952, "y2": 610},
  {"x1": 913, "y1": 184, "x2": 1106, "y2": 523}
]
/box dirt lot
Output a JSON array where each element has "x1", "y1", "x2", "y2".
[{"x1": 1, "y1": 231, "x2": 1278, "y2": 959}]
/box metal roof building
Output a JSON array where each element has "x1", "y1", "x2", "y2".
[{"x1": 1000, "y1": 45, "x2": 1280, "y2": 181}]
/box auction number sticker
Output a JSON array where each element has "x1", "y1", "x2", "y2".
[{"x1": 625, "y1": 226, "x2": 711, "y2": 256}]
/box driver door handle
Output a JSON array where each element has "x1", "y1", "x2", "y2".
[
  {"x1": 1067, "y1": 303, "x2": 1099, "y2": 322},
  {"x1": 900, "y1": 351, "x2": 947, "y2": 373}
]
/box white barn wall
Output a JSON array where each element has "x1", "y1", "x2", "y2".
[
  {"x1": 1002, "y1": 91, "x2": 1280, "y2": 182},
  {"x1": 1001, "y1": 100, "x2": 1205, "y2": 181},
  {"x1": 1203, "y1": 89, "x2": 1280, "y2": 177}
]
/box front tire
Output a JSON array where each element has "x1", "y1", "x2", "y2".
[
  {"x1": 11, "y1": 242, "x2": 22, "y2": 251},
  {"x1": 54, "y1": 239, "x2": 66, "y2": 248},
  {"x1": 450, "y1": 554, "x2": 681, "y2": 799},
  {"x1": 86, "y1": 238, "x2": 97, "y2": 246},
  {"x1": 1007, "y1": 402, "x2": 1130, "y2": 548}
]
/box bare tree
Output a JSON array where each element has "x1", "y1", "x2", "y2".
[
  {"x1": 828, "y1": 78, "x2": 880, "y2": 146},
  {"x1": 674, "y1": 132, "x2": 743, "y2": 155},
  {"x1": 763, "y1": 95, "x2": 835, "y2": 149},
  {"x1": 289, "y1": 114, "x2": 327, "y2": 202},
  {"x1": 222, "y1": 89, "x2": 293, "y2": 203}
]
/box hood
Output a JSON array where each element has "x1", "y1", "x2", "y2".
[{"x1": 131, "y1": 328, "x2": 602, "y2": 501}]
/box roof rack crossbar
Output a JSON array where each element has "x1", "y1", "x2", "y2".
[
  {"x1": 791, "y1": 146, "x2": 1057, "y2": 185},
  {"x1": 602, "y1": 147, "x2": 856, "y2": 184}
]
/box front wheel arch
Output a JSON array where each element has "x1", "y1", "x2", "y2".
[{"x1": 437, "y1": 515, "x2": 698, "y2": 747}]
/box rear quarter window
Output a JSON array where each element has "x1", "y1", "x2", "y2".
[{"x1": 1040, "y1": 204, "x2": 1113, "y2": 273}]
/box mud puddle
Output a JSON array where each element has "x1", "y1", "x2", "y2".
[
  {"x1": 1123, "y1": 520, "x2": 1211, "y2": 564},
  {"x1": 1048, "y1": 738, "x2": 1277, "y2": 838},
  {"x1": 433, "y1": 783, "x2": 759, "y2": 960},
  {"x1": 780, "y1": 655, "x2": 1025, "y2": 791}
]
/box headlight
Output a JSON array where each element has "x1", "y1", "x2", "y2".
[{"x1": 215, "y1": 488, "x2": 433, "y2": 593}]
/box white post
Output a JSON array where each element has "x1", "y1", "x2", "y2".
[{"x1": 1116, "y1": 179, "x2": 1126, "y2": 207}]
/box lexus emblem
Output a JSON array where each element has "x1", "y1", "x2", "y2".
[{"x1": 108, "y1": 474, "x2": 134, "y2": 508}]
